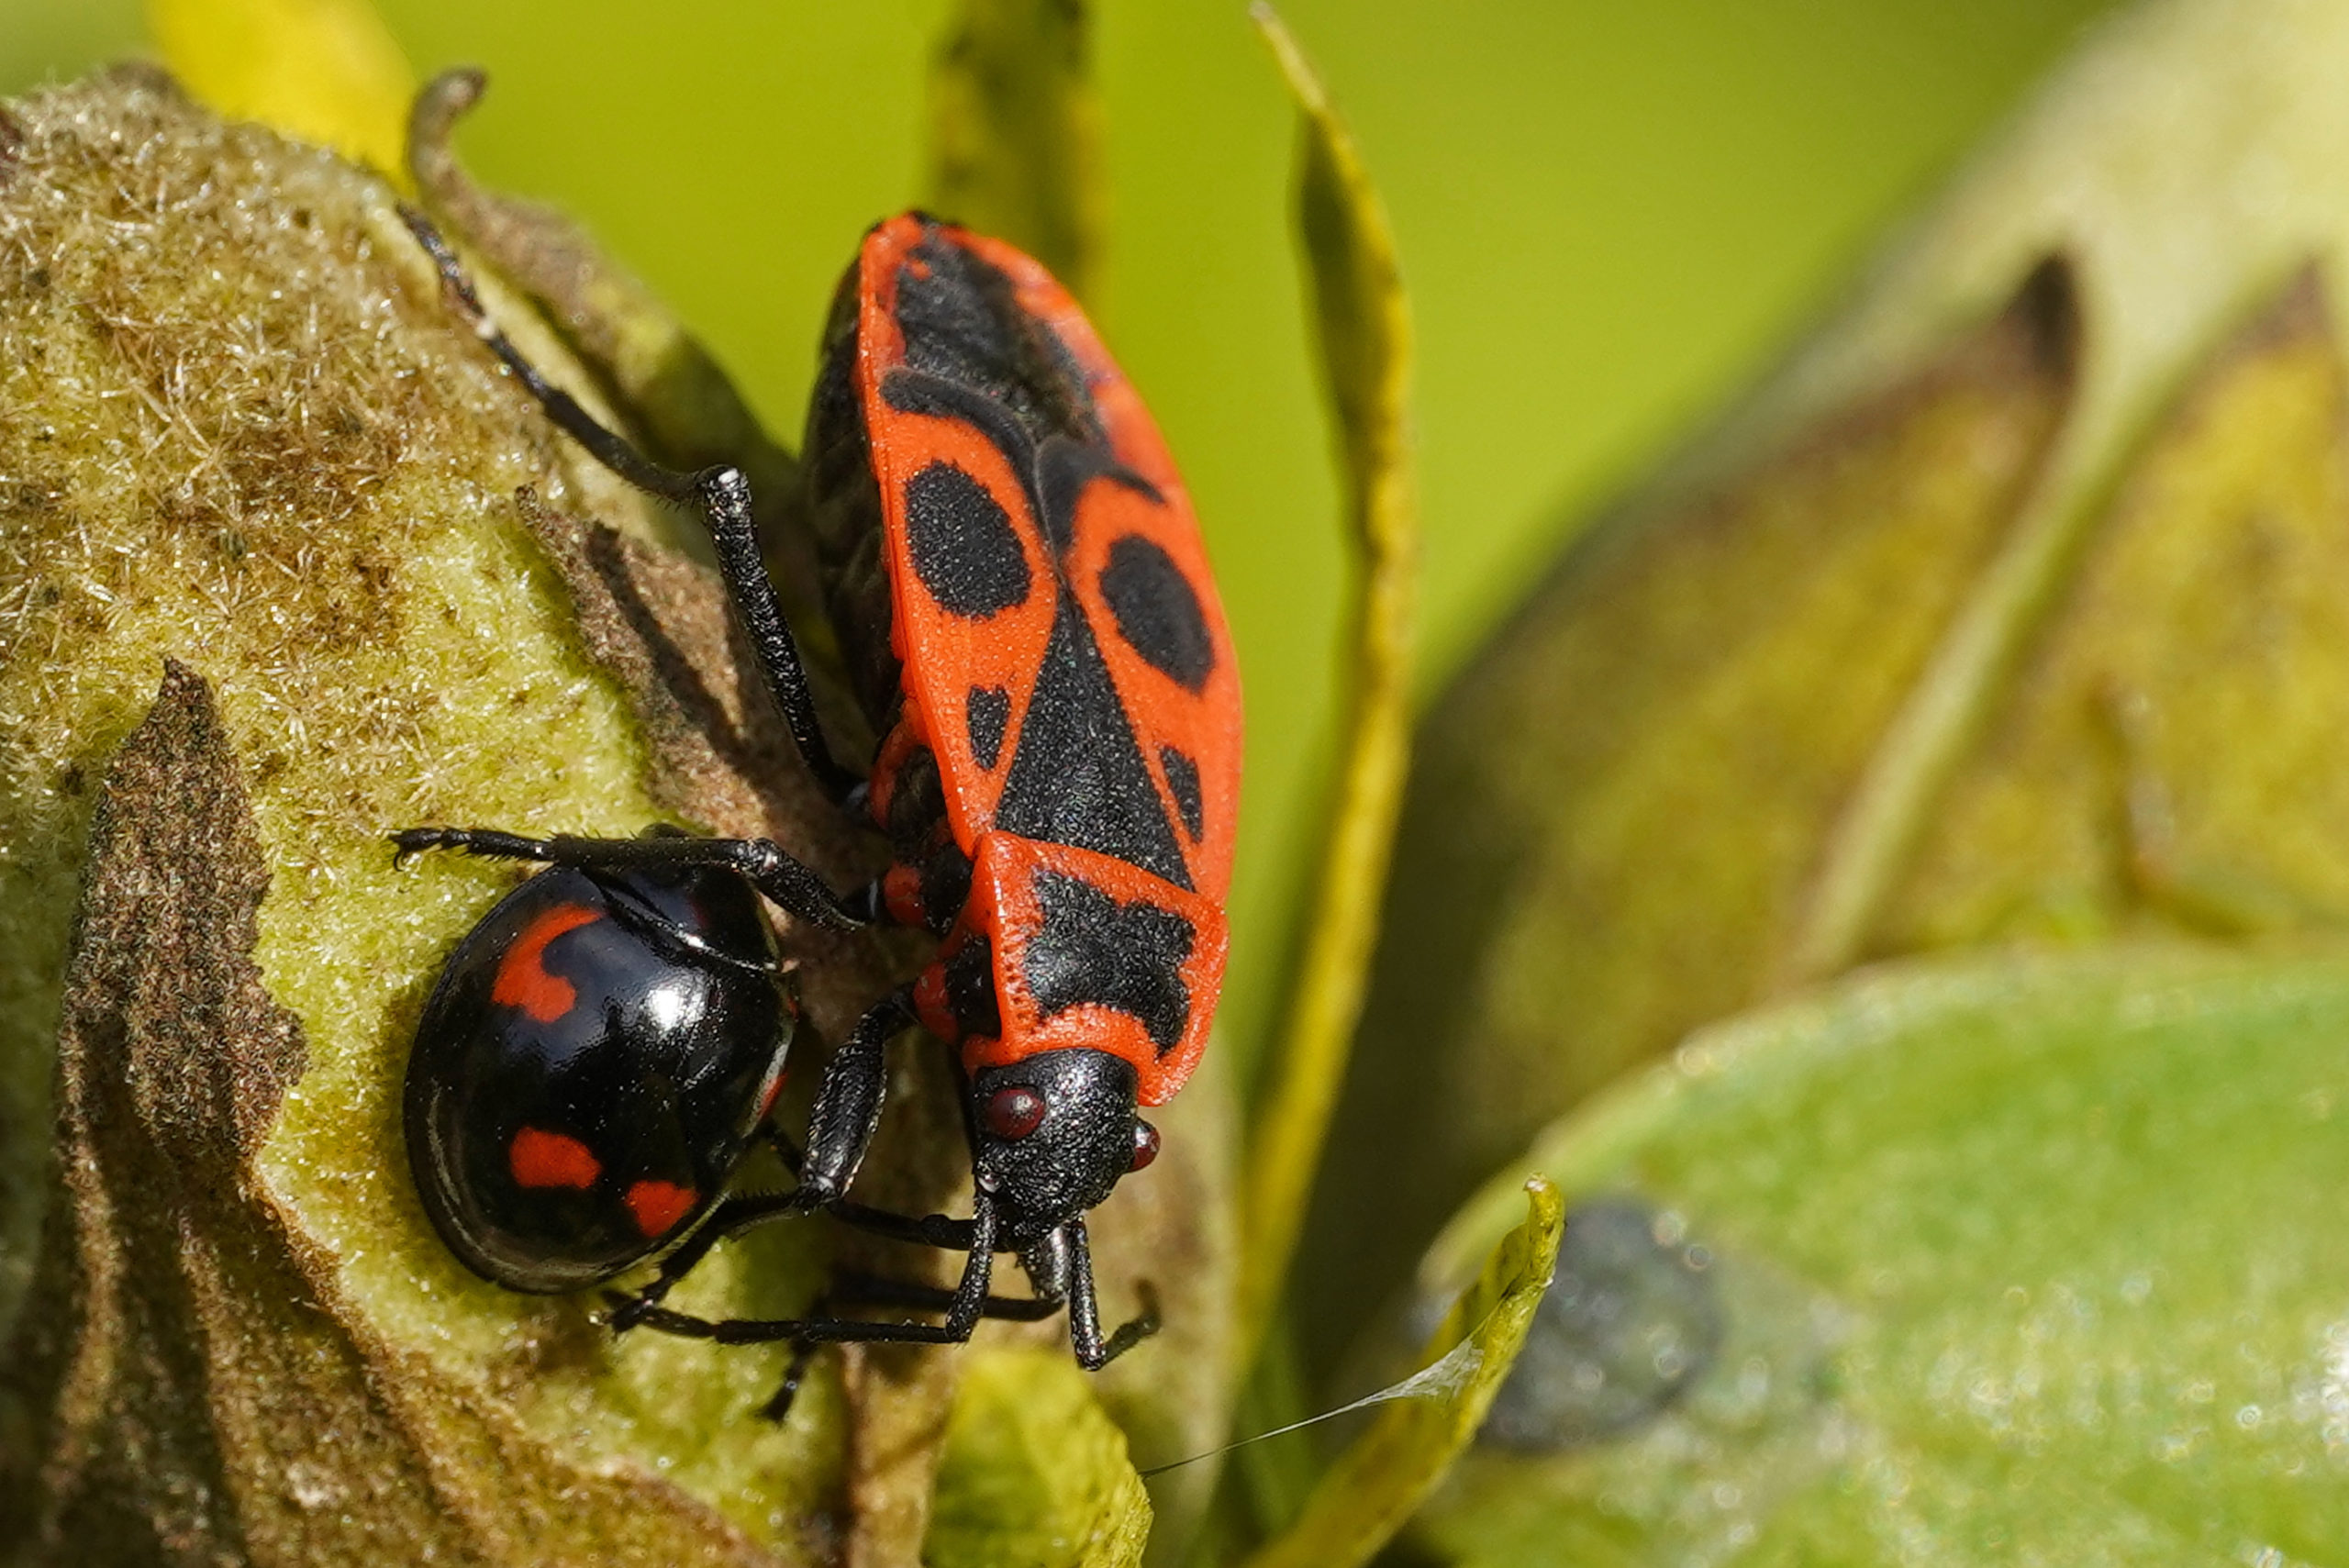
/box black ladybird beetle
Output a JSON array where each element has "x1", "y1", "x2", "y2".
[
  {"x1": 395, "y1": 205, "x2": 1240, "y2": 1391},
  {"x1": 402, "y1": 851, "x2": 793, "y2": 1294}
]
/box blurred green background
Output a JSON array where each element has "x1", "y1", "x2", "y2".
[{"x1": 0, "y1": 0, "x2": 2124, "y2": 1074}]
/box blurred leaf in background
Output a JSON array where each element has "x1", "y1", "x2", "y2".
[
  {"x1": 1243, "y1": 1178, "x2": 1563, "y2": 1568},
  {"x1": 1310, "y1": 0, "x2": 2349, "y2": 1384},
  {"x1": 1316, "y1": 0, "x2": 2349, "y2": 1555},
  {"x1": 149, "y1": 0, "x2": 413, "y2": 174}
]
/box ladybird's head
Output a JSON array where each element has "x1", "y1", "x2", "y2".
[{"x1": 969, "y1": 1050, "x2": 1160, "y2": 1245}]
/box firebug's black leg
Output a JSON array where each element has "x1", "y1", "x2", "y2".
[
  {"x1": 390, "y1": 825, "x2": 863, "y2": 932},
  {"x1": 605, "y1": 1140, "x2": 992, "y2": 1338},
  {"x1": 749, "y1": 1270, "x2": 1063, "y2": 1423},
  {"x1": 607, "y1": 1183, "x2": 995, "y2": 1335},
  {"x1": 844, "y1": 876, "x2": 890, "y2": 927},
  {"x1": 761, "y1": 1124, "x2": 983, "y2": 1251},
  {"x1": 623, "y1": 1190, "x2": 1004, "y2": 1348},
  {"x1": 1063, "y1": 1217, "x2": 1159, "y2": 1371},
  {"x1": 822, "y1": 1270, "x2": 1065, "y2": 1323},
  {"x1": 399, "y1": 205, "x2": 862, "y2": 805}
]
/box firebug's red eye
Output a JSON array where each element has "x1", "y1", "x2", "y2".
[
  {"x1": 1130, "y1": 1120, "x2": 1160, "y2": 1172},
  {"x1": 985, "y1": 1085, "x2": 1047, "y2": 1140}
]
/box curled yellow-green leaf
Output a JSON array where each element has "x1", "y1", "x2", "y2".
[
  {"x1": 928, "y1": 0, "x2": 1107, "y2": 305},
  {"x1": 146, "y1": 0, "x2": 414, "y2": 183},
  {"x1": 1239, "y1": 1179, "x2": 1562, "y2": 1568},
  {"x1": 1235, "y1": 1, "x2": 1419, "y2": 1366}
]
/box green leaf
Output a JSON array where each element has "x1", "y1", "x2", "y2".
[
  {"x1": 924, "y1": 1348, "x2": 1153, "y2": 1568},
  {"x1": 1239, "y1": 1179, "x2": 1562, "y2": 1568},
  {"x1": 1417, "y1": 947, "x2": 2349, "y2": 1562},
  {"x1": 146, "y1": 0, "x2": 413, "y2": 182},
  {"x1": 928, "y1": 0, "x2": 1106, "y2": 304},
  {"x1": 1235, "y1": 0, "x2": 1419, "y2": 1364}
]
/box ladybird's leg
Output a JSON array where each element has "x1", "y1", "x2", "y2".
[
  {"x1": 602, "y1": 1190, "x2": 806, "y2": 1328},
  {"x1": 761, "y1": 1339, "x2": 826, "y2": 1422},
  {"x1": 399, "y1": 206, "x2": 860, "y2": 804},
  {"x1": 389, "y1": 826, "x2": 863, "y2": 932},
  {"x1": 1063, "y1": 1216, "x2": 1161, "y2": 1372}
]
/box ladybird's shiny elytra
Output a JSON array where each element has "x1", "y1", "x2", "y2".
[
  {"x1": 404, "y1": 862, "x2": 792, "y2": 1295},
  {"x1": 395, "y1": 206, "x2": 1239, "y2": 1390}
]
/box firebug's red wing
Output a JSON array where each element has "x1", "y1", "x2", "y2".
[{"x1": 853, "y1": 216, "x2": 1241, "y2": 905}]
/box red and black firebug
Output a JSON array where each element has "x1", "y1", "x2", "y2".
[{"x1": 395, "y1": 209, "x2": 1241, "y2": 1412}]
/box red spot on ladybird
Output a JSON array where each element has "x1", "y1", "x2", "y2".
[
  {"x1": 494, "y1": 903, "x2": 600, "y2": 1022},
  {"x1": 626, "y1": 1179, "x2": 698, "y2": 1238},
  {"x1": 509, "y1": 1127, "x2": 601, "y2": 1190}
]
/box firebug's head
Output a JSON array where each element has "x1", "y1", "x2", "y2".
[{"x1": 970, "y1": 1049, "x2": 1159, "y2": 1244}]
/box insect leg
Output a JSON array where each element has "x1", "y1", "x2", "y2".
[
  {"x1": 791, "y1": 988, "x2": 920, "y2": 1207},
  {"x1": 763, "y1": 1124, "x2": 985, "y2": 1251},
  {"x1": 609, "y1": 1166, "x2": 995, "y2": 1335},
  {"x1": 602, "y1": 1191, "x2": 801, "y2": 1329},
  {"x1": 822, "y1": 1270, "x2": 1064, "y2": 1322},
  {"x1": 748, "y1": 1270, "x2": 1063, "y2": 1422},
  {"x1": 390, "y1": 826, "x2": 863, "y2": 932},
  {"x1": 399, "y1": 206, "x2": 861, "y2": 804},
  {"x1": 617, "y1": 1189, "x2": 1004, "y2": 1348},
  {"x1": 762, "y1": 1339, "x2": 826, "y2": 1422},
  {"x1": 1063, "y1": 1216, "x2": 1161, "y2": 1371}
]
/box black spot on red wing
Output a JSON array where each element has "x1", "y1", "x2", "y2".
[
  {"x1": 967, "y1": 684, "x2": 1011, "y2": 769},
  {"x1": 1025, "y1": 869, "x2": 1195, "y2": 1055},
  {"x1": 1160, "y1": 746, "x2": 1203, "y2": 841},
  {"x1": 1036, "y1": 431, "x2": 1160, "y2": 562},
  {"x1": 907, "y1": 462, "x2": 1031, "y2": 617},
  {"x1": 886, "y1": 370, "x2": 1157, "y2": 571},
  {"x1": 894, "y1": 231, "x2": 1102, "y2": 454},
  {"x1": 994, "y1": 591, "x2": 1193, "y2": 889},
  {"x1": 1099, "y1": 536, "x2": 1214, "y2": 693}
]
